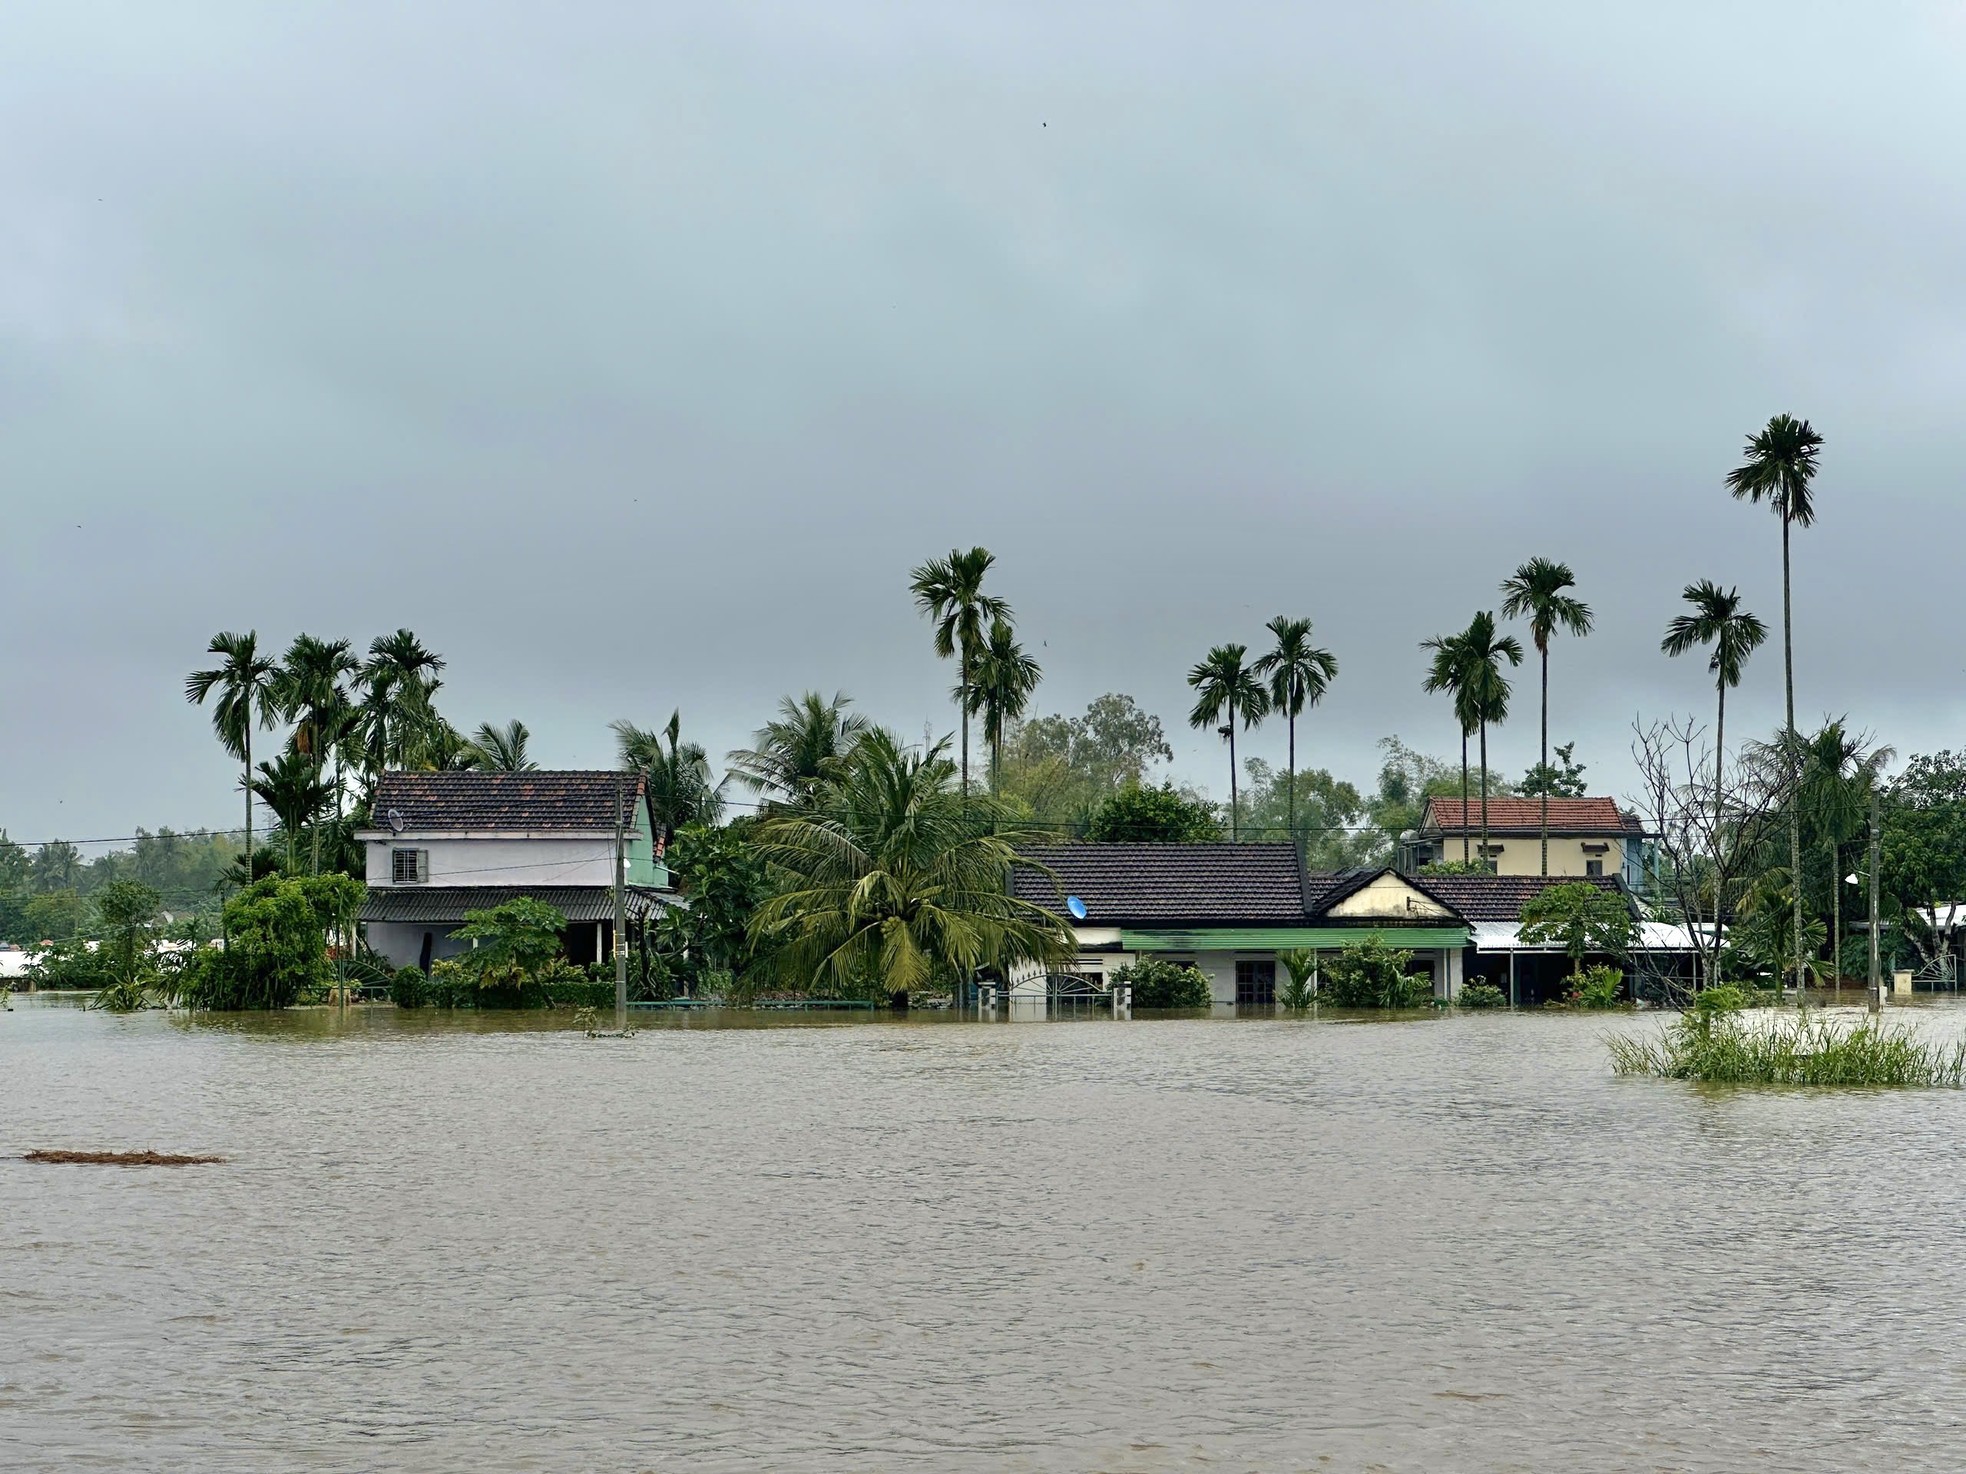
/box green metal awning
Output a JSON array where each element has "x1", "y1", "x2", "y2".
[{"x1": 1121, "y1": 926, "x2": 1469, "y2": 952}]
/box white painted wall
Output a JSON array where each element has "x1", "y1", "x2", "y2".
[{"x1": 365, "y1": 835, "x2": 617, "y2": 889}]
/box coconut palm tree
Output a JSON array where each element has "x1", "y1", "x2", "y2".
[
  {"x1": 1795, "y1": 722, "x2": 1893, "y2": 989},
  {"x1": 273, "y1": 634, "x2": 360, "y2": 874},
  {"x1": 1459, "y1": 612, "x2": 1523, "y2": 866},
  {"x1": 1661, "y1": 580, "x2": 1769, "y2": 856},
  {"x1": 1499, "y1": 559, "x2": 1593, "y2": 876},
  {"x1": 967, "y1": 617, "x2": 1043, "y2": 795},
  {"x1": 185, "y1": 631, "x2": 281, "y2": 874},
  {"x1": 1252, "y1": 616, "x2": 1338, "y2": 846},
  {"x1": 909, "y1": 547, "x2": 1009, "y2": 799},
  {"x1": 1187, "y1": 644, "x2": 1270, "y2": 840},
  {"x1": 1420, "y1": 629, "x2": 1479, "y2": 865},
  {"x1": 470, "y1": 720, "x2": 537, "y2": 772},
  {"x1": 726, "y1": 692, "x2": 870, "y2": 810},
  {"x1": 748, "y1": 729, "x2": 1074, "y2": 998},
  {"x1": 613, "y1": 710, "x2": 723, "y2": 848},
  {"x1": 1728, "y1": 414, "x2": 1823, "y2": 994}
]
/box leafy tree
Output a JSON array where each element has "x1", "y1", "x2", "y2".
[
  {"x1": 93, "y1": 880, "x2": 162, "y2": 991},
  {"x1": 660, "y1": 822, "x2": 771, "y2": 988},
  {"x1": 1727, "y1": 413, "x2": 1824, "y2": 995},
  {"x1": 1320, "y1": 934, "x2": 1431, "y2": 1008},
  {"x1": 1519, "y1": 881, "x2": 1637, "y2": 972},
  {"x1": 180, "y1": 873, "x2": 364, "y2": 1010},
  {"x1": 1236, "y1": 760, "x2": 1378, "y2": 869},
  {"x1": 748, "y1": 730, "x2": 1074, "y2": 999},
  {"x1": 0, "y1": 830, "x2": 28, "y2": 893},
  {"x1": 1252, "y1": 616, "x2": 1338, "y2": 843},
  {"x1": 1113, "y1": 957, "x2": 1211, "y2": 1008},
  {"x1": 1881, "y1": 752, "x2": 1966, "y2": 972},
  {"x1": 613, "y1": 710, "x2": 723, "y2": 846},
  {"x1": 23, "y1": 889, "x2": 85, "y2": 942},
  {"x1": 470, "y1": 720, "x2": 537, "y2": 772},
  {"x1": 1795, "y1": 722, "x2": 1891, "y2": 979},
  {"x1": 726, "y1": 692, "x2": 869, "y2": 810},
  {"x1": 186, "y1": 630, "x2": 281, "y2": 873},
  {"x1": 450, "y1": 897, "x2": 572, "y2": 1001},
  {"x1": 1187, "y1": 644, "x2": 1270, "y2": 840},
  {"x1": 909, "y1": 546, "x2": 1009, "y2": 800},
  {"x1": 967, "y1": 616, "x2": 1042, "y2": 795},
  {"x1": 997, "y1": 694, "x2": 1174, "y2": 828},
  {"x1": 1662, "y1": 580, "x2": 1768, "y2": 863},
  {"x1": 1521, "y1": 741, "x2": 1588, "y2": 798},
  {"x1": 1085, "y1": 782, "x2": 1223, "y2": 843},
  {"x1": 29, "y1": 839, "x2": 82, "y2": 894},
  {"x1": 1500, "y1": 559, "x2": 1593, "y2": 876}
]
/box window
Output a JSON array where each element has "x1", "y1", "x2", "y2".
[
  {"x1": 391, "y1": 848, "x2": 429, "y2": 885},
  {"x1": 1235, "y1": 959, "x2": 1276, "y2": 1007},
  {"x1": 1585, "y1": 858, "x2": 1604, "y2": 878}
]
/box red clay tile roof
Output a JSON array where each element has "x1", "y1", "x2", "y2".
[
  {"x1": 366, "y1": 771, "x2": 644, "y2": 834},
  {"x1": 1420, "y1": 796, "x2": 1642, "y2": 836}
]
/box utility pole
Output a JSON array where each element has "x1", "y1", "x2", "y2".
[
  {"x1": 614, "y1": 777, "x2": 629, "y2": 1034},
  {"x1": 1868, "y1": 790, "x2": 1882, "y2": 1015}
]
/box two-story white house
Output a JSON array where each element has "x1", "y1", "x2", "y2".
[{"x1": 357, "y1": 770, "x2": 680, "y2": 972}]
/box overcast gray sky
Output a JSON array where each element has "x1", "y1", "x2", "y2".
[{"x1": 6, "y1": 1, "x2": 1965, "y2": 850}]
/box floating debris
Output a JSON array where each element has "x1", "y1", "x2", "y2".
[{"x1": 21, "y1": 1150, "x2": 225, "y2": 1167}]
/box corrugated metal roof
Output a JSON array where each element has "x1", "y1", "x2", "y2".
[{"x1": 359, "y1": 885, "x2": 681, "y2": 925}]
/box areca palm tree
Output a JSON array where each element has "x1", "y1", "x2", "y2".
[
  {"x1": 1728, "y1": 413, "x2": 1823, "y2": 994},
  {"x1": 249, "y1": 749, "x2": 335, "y2": 871},
  {"x1": 967, "y1": 617, "x2": 1043, "y2": 795},
  {"x1": 185, "y1": 631, "x2": 280, "y2": 873},
  {"x1": 1252, "y1": 615, "x2": 1338, "y2": 846},
  {"x1": 1500, "y1": 559, "x2": 1593, "y2": 876},
  {"x1": 1460, "y1": 612, "x2": 1523, "y2": 865},
  {"x1": 470, "y1": 720, "x2": 537, "y2": 772},
  {"x1": 909, "y1": 547, "x2": 1009, "y2": 799},
  {"x1": 273, "y1": 634, "x2": 359, "y2": 874},
  {"x1": 748, "y1": 729, "x2": 1074, "y2": 998},
  {"x1": 727, "y1": 692, "x2": 870, "y2": 810},
  {"x1": 613, "y1": 710, "x2": 723, "y2": 848},
  {"x1": 356, "y1": 629, "x2": 446, "y2": 789},
  {"x1": 1187, "y1": 644, "x2": 1270, "y2": 840},
  {"x1": 1797, "y1": 721, "x2": 1892, "y2": 988},
  {"x1": 1661, "y1": 580, "x2": 1768, "y2": 857},
  {"x1": 1420, "y1": 629, "x2": 1479, "y2": 865}
]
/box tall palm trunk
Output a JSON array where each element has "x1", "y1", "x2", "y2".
[
  {"x1": 1479, "y1": 720, "x2": 1491, "y2": 871},
  {"x1": 1538, "y1": 645, "x2": 1550, "y2": 876},
  {"x1": 243, "y1": 728, "x2": 253, "y2": 879},
  {"x1": 959, "y1": 647, "x2": 972, "y2": 800},
  {"x1": 1459, "y1": 731, "x2": 1470, "y2": 865},
  {"x1": 1228, "y1": 695, "x2": 1240, "y2": 841},
  {"x1": 1830, "y1": 838, "x2": 1841, "y2": 995},
  {"x1": 1782, "y1": 511, "x2": 1803, "y2": 999},
  {"x1": 1286, "y1": 687, "x2": 1298, "y2": 848},
  {"x1": 1711, "y1": 679, "x2": 1727, "y2": 990}
]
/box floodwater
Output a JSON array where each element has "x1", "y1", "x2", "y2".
[{"x1": 6, "y1": 999, "x2": 1966, "y2": 1473}]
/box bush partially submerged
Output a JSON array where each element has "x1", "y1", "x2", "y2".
[
  {"x1": 1321, "y1": 935, "x2": 1433, "y2": 1009},
  {"x1": 1457, "y1": 982, "x2": 1507, "y2": 1009},
  {"x1": 1566, "y1": 964, "x2": 1627, "y2": 1010},
  {"x1": 1609, "y1": 988, "x2": 1966, "y2": 1087},
  {"x1": 1114, "y1": 958, "x2": 1212, "y2": 1009}
]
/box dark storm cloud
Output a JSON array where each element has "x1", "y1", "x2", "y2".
[{"x1": 5, "y1": 2, "x2": 1964, "y2": 845}]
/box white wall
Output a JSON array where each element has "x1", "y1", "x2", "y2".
[{"x1": 366, "y1": 835, "x2": 618, "y2": 889}]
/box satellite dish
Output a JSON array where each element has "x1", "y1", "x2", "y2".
[
  {"x1": 1066, "y1": 895, "x2": 1088, "y2": 921},
  {"x1": 386, "y1": 808, "x2": 406, "y2": 835}
]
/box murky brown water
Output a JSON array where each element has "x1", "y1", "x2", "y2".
[{"x1": 6, "y1": 998, "x2": 1966, "y2": 1472}]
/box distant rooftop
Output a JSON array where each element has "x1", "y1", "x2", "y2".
[
  {"x1": 365, "y1": 770, "x2": 643, "y2": 834},
  {"x1": 1420, "y1": 796, "x2": 1642, "y2": 836}
]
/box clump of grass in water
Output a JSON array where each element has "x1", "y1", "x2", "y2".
[{"x1": 1609, "y1": 986, "x2": 1966, "y2": 1087}]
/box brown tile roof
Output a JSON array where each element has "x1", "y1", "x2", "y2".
[
  {"x1": 1420, "y1": 796, "x2": 1642, "y2": 836},
  {"x1": 1011, "y1": 843, "x2": 1313, "y2": 926},
  {"x1": 366, "y1": 771, "x2": 643, "y2": 834},
  {"x1": 1410, "y1": 873, "x2": 1629, "y2": 922}
]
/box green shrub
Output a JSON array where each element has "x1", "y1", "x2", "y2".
[
  {"x1": 1114, "y1": 958, "x2": 1212, "y2": 1009},
  {"x1": 22, "y1": 938, "x2": 116, "y2": 991},
  {"x1": 1566, "y1": 964, "x2": 1626, "y2": 1010},
  {"x1": 181, "y1": 874, "x2": 365, "y2": 1011},
  {"x1": 1277, "y1": 950, "x2": 1318, "y2": 1011},
  {"x1": 1320, "y1": 934, "x2": 1432, "y2": 1008},
  {"x1": 390, "y1": 965, "x2": 429, "y2": 1009},
  {"x1": 1458, "y1": 981, "x2": 1507, "y2": 1009}
]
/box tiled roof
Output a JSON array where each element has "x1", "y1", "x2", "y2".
[
  {"x1": 1011, "y1": 843, "x2": 1312, "y2": 926},
  {"x1": 1410, "y1": 874, "x2": 1628, "y2": 922},
  {"x1": 1420, "y1": 796, "x2": 1642, "y2": 835},
  {"x1": 359, "y1": 885, "x2": 681, "y2": 925},
  {"x1": 366, "y1": 771, "x2": 643, "y2": 834}
]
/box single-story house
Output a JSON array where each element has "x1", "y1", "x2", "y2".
[
  {"x1": 1010, "y1": 843, "x2": 1666, "y2": 1006},
  {"x1": 1409, "y1": 796, "x2": 1647, "y2": 885},
  {"x1": 357, "y1": 770, "x2": 684, "y2": 972}
]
